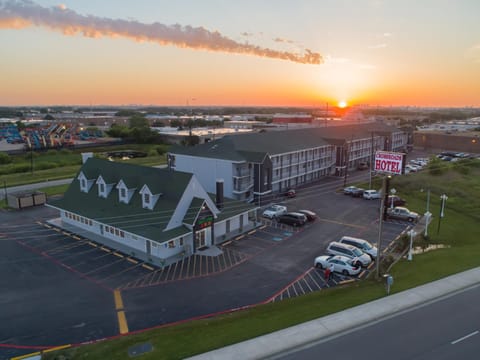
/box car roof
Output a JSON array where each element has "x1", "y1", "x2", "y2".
[{"x1": 329, "y1": 241, "x2": 356, "y2": 250}]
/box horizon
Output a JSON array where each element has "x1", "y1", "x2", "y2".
[{"x1": 1, "y1": 0, "x2": 479, "y2": 107}]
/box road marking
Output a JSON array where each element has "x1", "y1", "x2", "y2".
[
  {"x1": 114, "y1": 289, "x2": 124, "y2": 310},
  {"x1": 100, "y1": 247, "x2": 111, "y2": 253},
  {"x1": 248, "y1": 229, "x2": 256, "y2": 235},
  {"x1": 43, "y1": 344, "x2": 72, "y2": 353},
  {"x1": 127, "y1": 257, "x2": 138, "y2": 264},
  {"x1": 316, "y1": 217, "x2": 367, "y2": 229},
  {"x1": 235, "y1": 235, "x2": 245, "y2": 241},
  {"x1": 113, "y1": 252, "x2": 124, "y2": 258},
  {"x1": 451, "y1": 330, "x2": 479, "y2": 345},
  {"x1": 11, "y1": 351, "x2": 41, "y2": 359},
  {"x1": 259, "y1": 225, "x2": 267, "y2": 230},
  {"x1": 62, "y1": 231, "x2": 71, "y2": 236},
  {"x1": 142, "y1": 264, "x2": 154, "y2": 271},
  {"x1": 72, "y1": 235, "x2": 81, "y2": 240},
  {"x1": 117, "y1": 310, "x2": 129, "y2": 334},
  {"x1": 88, "y1": 241, "x2": 98, "y2": 247}
]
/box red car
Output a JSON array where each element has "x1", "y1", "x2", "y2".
[
  {"x1": 284, "y1": 189, "x2": 296, "y2": 198},
  {"x1": 387, "y1": 195, "x2": 406, "y2": 207}
]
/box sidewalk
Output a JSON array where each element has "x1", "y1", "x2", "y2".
[{"x1": 187, "y1": 267, "x2": 480, "y2": 360}]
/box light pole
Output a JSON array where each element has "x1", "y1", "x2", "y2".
[
  {"x1": 421, "y1": 188, "x2": 432, "y2": 237},
  {"x1": 437, "y1": 194, "x2": 448, "y2": 235},
  {"x1": 407, "y1": 229, "x2": 416, "y2": 261},
  {"x1": 390, "y1": 188, "x2": 396, "y2": 209}
]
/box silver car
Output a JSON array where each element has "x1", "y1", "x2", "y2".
[{"x1": 326, "y1": 241, "x2": 372, "y2": 267}]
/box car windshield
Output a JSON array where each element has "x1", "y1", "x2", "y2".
[
  {"x1": 363, "y1": 242, "x2": 373, "y2": 250},
  {"x1": 352, "y1": 248, "x2": 363, "y2": 256}
]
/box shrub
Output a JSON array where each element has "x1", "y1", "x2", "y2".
[
  {"x1": 156, "y1": 145, "x2": 167, "y2": 155},
  {"x1": 148, "y1": 149, "x2": 158, "y2": 157},
  {"x1": 60, "y1": 148, "x2": 72, "y2": 155},
  {"x1": 11, "y1": 163, "x2": 31, "y2": 173},
  {"x1": 35, "y1": 162, "x2": 58, "y2": 170},
  {"x1": 428, "y1": 158, "x2": 447, "y2": 176},
  {"x1": 0, "y1": 152, "x2": 12, "y2": 164}
]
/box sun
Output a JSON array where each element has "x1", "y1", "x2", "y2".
[{"x1": 338, "y1": 100, "x2": 348, "y2": 108}]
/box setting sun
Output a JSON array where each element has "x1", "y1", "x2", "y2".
[{"x1": 338, "y1": 100, "x2": 347, "y2": 108}]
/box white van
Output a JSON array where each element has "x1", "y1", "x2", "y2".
[{"x1": 339, "y1": 236, "x2": 378, "y2": 260}]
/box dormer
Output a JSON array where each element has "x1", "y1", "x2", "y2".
[
  {"x1": 139, "y1": 184, "x2": 162, "y2": 210},
  {"x1": 96, "y1": 175, "x2": 114, "y2": 199},
  {"x1": 116, "y1": 179, "x2": 135, "y2": 204},
  {"x1": 78, "y1": 171, "x2": 95, "y2": 193}
]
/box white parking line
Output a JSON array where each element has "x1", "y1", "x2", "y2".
[{"x1": 451, "y1": 330, "x2": 478, "y2": 345}]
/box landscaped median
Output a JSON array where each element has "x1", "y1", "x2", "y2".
[{"x1": 35, "y1": 160, "x2": 480, "y2": 359}]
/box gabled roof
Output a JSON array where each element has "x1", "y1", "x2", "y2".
[{"x1": 48, "y1": 157, "x2": 194, "y2": 243}]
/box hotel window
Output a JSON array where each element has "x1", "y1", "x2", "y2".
[
  {"x1": 115, "y1": 229, "x2": 119, "y2": 236},
  {"x1": 144, "y1": 193, "x2": 150, "y2": 204},
  {"x1": 179, "y1": 237, "x2": 184, "y2": 246},
  {"x1": 168, "y1": 240, "x2": 175, "y2": 248},
  {"x1": 81, "y1": 179, "x2": 86, "y2": 188},
  {"x1": 120, "y1": 231, "x2": 125, "y2": 238},
  {"x1": 99, "y1": 183, "x2": 105, "y2": 193},
  {"x1": 120, "y1": 188, "x2": 126, "y2": 198},
  {"x1": 110, "y1": 227, "x2": 114, "y2": 234},
  {"x1": 89, "y1": 220, "x2": 92, "y2": 226},
  {"x1": 105, "y1": 226, "x2": 110, "y2": 233}
]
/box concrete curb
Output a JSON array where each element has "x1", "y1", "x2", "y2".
[{"x1": 186, "y1": 267, "x2": 480, "y2": 360}]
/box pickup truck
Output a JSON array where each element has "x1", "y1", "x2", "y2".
[{"x1": 387, "y1": 206, "x2": 419, "y2": 222}]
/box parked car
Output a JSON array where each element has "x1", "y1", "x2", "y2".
[
  {"x1": 283, "y1": 189, "x2": 296, "y2": 198},
  {"x1": 314, "y1": 255, "x2": 361, "y2": 276},
  {"x1": 387, "y1": 195, "x2": 406, "y2": 207},
  {"x1": 262, "y1": 204, "x2": 287, "y2": 219},
  {"x1": 339, "y1": 236, "x2": 378, "y2": 260},
  {"x1": 277, "y1": 212, "x2": 307, "y2": 227},
  {"x1": 297, "y1": 209, "x2": 317, "y2": 221},
  {"x1": 363, "y1": 189, "x2": 381, "y2": 200},
  {"x1": 386, "y1": 206, "x2": 419, "y2": 222},
  {"x1": 344, "y1": 186, "x2": 359, "y2": 195},
  {"x1": 326, "y1": 241, "x2": 372, "y2": 267},
  {"x1": 357, "y1": 162, "x2": 369, "y2": 170},
  {"x1": 351, "y1": 187, "x2": 365, "y2": 197}
]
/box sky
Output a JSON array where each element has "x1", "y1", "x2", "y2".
[{"x1": 0, "y1": 0, "x2": 479, "y2": 107}]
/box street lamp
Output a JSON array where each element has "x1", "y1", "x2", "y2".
[
  {"x1": 390, "y1": 188, "x2": 396, "y2": 209},
  {"x1": 437, "y1": 194, "x2": 448, "y2": 235},
  {"x1": 407, "y1": 229, "x2": 416, "y2": 261}
]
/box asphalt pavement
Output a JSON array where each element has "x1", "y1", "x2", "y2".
[{"x1": 186, "y1": 267, "x2": 480, "y2": 360}]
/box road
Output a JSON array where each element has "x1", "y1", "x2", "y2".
[{"x1": 273, "y1": 284, "x2": 480, "y2": 360}]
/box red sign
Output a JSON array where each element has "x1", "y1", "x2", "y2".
[{"x1": 374, "y1": 151, "x2": 405, "y2": 175}]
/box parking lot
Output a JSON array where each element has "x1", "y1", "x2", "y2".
[{"x1": 0, "y1": 172, "x2": 413, "y2": 358}]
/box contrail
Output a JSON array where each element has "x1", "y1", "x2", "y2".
[{"x1": 0, "y1": 0, "x2": 323, "y2": 65}]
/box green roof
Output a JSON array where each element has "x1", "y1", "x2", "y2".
[{"x1": 48, "y1": 158, "x2": 194, "y2": 243}]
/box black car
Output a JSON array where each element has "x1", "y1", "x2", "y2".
[
  {"x1": 297, "y1": 209, "x2": 317, "y2": 221},
  {"x1": 277, "y1": 212, "x2": 306, "y2": 227},
  {"x1": 351, "y1": 188, "x2": 365, "y2": 197},
  {"x1": 387, "y1": 195, "x2": 406, "y2": 207}
]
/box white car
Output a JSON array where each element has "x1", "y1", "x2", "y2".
[
  {"x1": 363, "y1": 189, "x2": 381, "y2": 200},
  {"x1": 339, "y1": 236, "x2": 378, "y2": 260},
  {"x1": 314, "y1": 255, "x2": 361, "y2": 276},
  {"x1": 262, "y1": 204, "x2": 287, "y2": 219},
  {"x1": 326, "y1": 241, "x2": 372, "y2": 267}
]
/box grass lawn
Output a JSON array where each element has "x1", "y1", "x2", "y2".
[{"x1": 37, "y1": 161, "x2": 480, "y2": 360}]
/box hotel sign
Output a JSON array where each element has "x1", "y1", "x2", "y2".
[{"x1": 374, "y1": 151, "x2": 405, "y2": 175}]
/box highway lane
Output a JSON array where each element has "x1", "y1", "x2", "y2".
[{"x1": 273, "y1": 284, "x2": 480, "y2": 360}]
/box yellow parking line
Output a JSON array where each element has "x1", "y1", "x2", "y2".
[
  {"x1": 113, "y1": 252, "x2": 124, "y2": 258},
  {"x1": 43, "y1": 344, "x2": 72, "y2": 353},
  {"x1": 62, "y1": 231, "x2": 71, "y2": 236},
  {"x1": 367, "y1": 262, "x2": 375, "y2": 270},
  {"x1": 44, "y1": 224, "x2": 52, "y2": 228},
  {"x1": 221, "y1": 240, "x2": 232, "y2": 246},
  {"x1": 235, "y1": 235, "x2": 245, "y2": 241},
  {"x1": 11, "y1": 351, "x2": 41, "y2": 360},
  {"x1": 127, "y1": 257, "x2": 138, "y2": 264},
  {"x1": 100, "y1": 247, "x2": 111, "y2": 253},
  {"x1": 248, "y1": 230, "x2": 256, "y2": 235},
  {"x1": 339, "y1": 279, "x2": 356, "y2": 285},
  {"x1": 317, "y1": 217, "x2": 366, "y2": 229},
  {"x1": 117, "y1": 311, "x2": 129, "y2": 334},
  {"x1": 88, "y1": 241, "x2": 98, "y2": 247},
  {"x1": 114, "y1": 289, "x2": 124, "y2": 310},
  {"x1": 72, "y1": 235, "x2": 81, "y2": 240},
  {"x1": 142, "y1": 264, "x2": 154, "y2": 271},
  {"x1": 259, "y1": 225, "x2": 267, "y2": 230},
  {"x1": 359, "y1": 270, "x2": 366, "y2": 277},
  {"x1": 54, "y1": 228, "x2": 61, "y2": 232}
]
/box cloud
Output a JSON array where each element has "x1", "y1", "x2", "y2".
[
  {"x1": 465, "y1": 44, "x2": 480, "y2": 63},
  {"x1": 324, "y1": 55, "x2": 350, "y2": 65},
  {"x1": 383, "y1": 32, "x2": 392, "y2": 37},
  {"x1": 368, "y1": 43, "x2": 387, "y2": 49},
  {"x1": 0, "y1": 0, "x2": 323, "y2": 65},
  {"x1": 273, "y1": 37, "x2": 294, "y2": 44}
]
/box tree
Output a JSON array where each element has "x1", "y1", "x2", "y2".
[
  {"x1": 15, "y1": 120, "x2": 26, "y2": 131},
  {"x1": 129, "y1": 114, "x2": 149, "y2": 129}
]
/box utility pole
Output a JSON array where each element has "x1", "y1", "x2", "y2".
[
  {"x1": 343, "y1": 140, "x2": 349, "y2": 187},
  {"x1": 369, "y1": 131, "x2": 374, "y2": 189},
  {"x1": 437, "y1": 194, "x2": 448, "y2": 235},
  {"x1": 376, "y1": 176, "x2": 387, "y2": 279}
]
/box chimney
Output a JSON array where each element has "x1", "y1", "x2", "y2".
[
  {"x1": 216, "y1": 179, "x2": 224, "y2": 209},
  {"x1": 81, "y1": 152, "x2": 93, "y2": 164}
]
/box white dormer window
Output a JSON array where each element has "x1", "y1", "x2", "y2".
[
  {"x1": 116, "y1": 179, "x2": 135, "y2": 204},
  {"x1": 139, "y1": 185, "x2": 161, "y2": 210},
  {"x1": 78, "y1": 171, "x2": 94, "y2": 193},
  {"x1": 97, "y1": 175, "x2": 113, "y2": 199}
]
